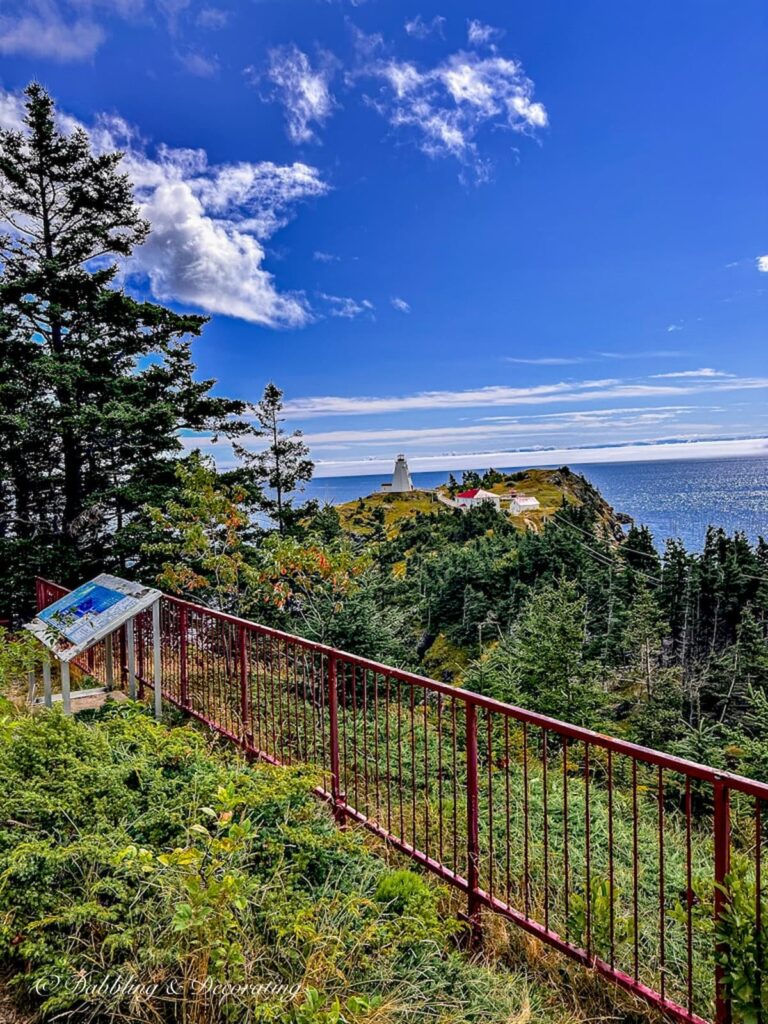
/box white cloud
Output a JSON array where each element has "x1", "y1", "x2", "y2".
[
  {"x1": 597, "y1": 349, "x2": 683, "y2": 359},
  {"x1": 313, "y1": 250, "x2": 340, "y2": 262},
  {"x1": 651, "y1": 368, "x2": 734, "y2": 379},
  {"x1": 666, "y1": 323, "x2": 683, "y2": 332},
  {"x1": 391, "y1": 296, "x2": 411, "y2": 313},
  {"x1": 363, "y1": 49, "x2": 546, "y2": 177},
  {"x1": 506, "y1": 356, "x2": 584, "y2": 365},
  {"x1": 0, "y1": 89, "x2": 330, "y2": 327},
  {"x1": 261, "y1": 45, "x2": 336, "y2": 144},
  {"x1": 283, "y1": 374, "x2": 768, "y2": 418},
  {"x1": 196, "y1": 6, "x2": 228, "y2": 28},
  {"x1": 0, "y1": 10, "x2": 104, "y2": 60},
  {"x1": 757, "y1": 255, "x2": 768, "y2": 272},
  {"x1": 177, "y1": 50, "x2": 219, "y2": 77},
  {"x1": 467, "y1": 19, "x2": 503, "y2": 46},
  {"x1": 319, "y1": 293, "x2": 374, "y2": 319},
  {"x1": 404, "y1": 14, "x2": 445, "y2": 39}
]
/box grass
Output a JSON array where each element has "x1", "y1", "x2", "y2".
[{"x1": 337, "y1": 490, "x2": 446, "y2": 540}]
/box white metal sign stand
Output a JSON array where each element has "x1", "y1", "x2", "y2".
[{"x1": 25, "y1": 575, "x2": 164, "y2": 719}]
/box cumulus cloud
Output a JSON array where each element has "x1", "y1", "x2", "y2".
[
  {"x1": 757, "y1": 255, "x2": 768, "y2": 272},
  {"x1": 391, "y1": 296, "x2": 411, "y2": 312},
  {"x1": 319, "y1": 293, "x2": 374, "y2": 319},
  {"x1": 404, "y1": 14, "x2": 445, "y2": 39},
  {"x1": 362, "y1": 49, "x2": 546, "y2": 177},
  {"x1": 467, "y1": 20, "x2": 503, "y2": 46},
  {"x1": 260, "y1": 45, "x2": 336, "y2": 144},
  {"x1": 0, "y1": 89, "x2": 330, "y2": 327},
  {"x1": 0, "y1": 8, "x2": 104, "y2": 60}
]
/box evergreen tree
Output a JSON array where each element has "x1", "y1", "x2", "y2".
[
  {"x1": 236, "y1": 382, "x2": 314, "y2": 535},
  {"x1": 0, "y1": 83, "x2": 246, "y2": 618}
]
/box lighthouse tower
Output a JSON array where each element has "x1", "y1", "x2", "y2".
[{"x1": 391, "y1": 454, "x2": 414, "y2": 493}]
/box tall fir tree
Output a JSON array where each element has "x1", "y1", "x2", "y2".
[{"x1": 0, "y1": 83, "x2": 247, "y2": 618}]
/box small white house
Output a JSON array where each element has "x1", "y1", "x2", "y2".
[
  {"x1": 455, "y1": 487, "x2": 501, "y2": 510},
  {"x1": 510, "y1": 494, "x2": 540, "y2": 515}
]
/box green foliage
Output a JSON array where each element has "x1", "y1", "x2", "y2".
[
  {"x1": 0, "y1": 626, "x2": 40, "y2": 703},
  {"x1": 0, "y1": 83, "x2": 247, "y2": 621},
  {"x1": 143, "y1": 451, "x2": 260, "y2": 613},
  {"x1": 714, "y1": 862, "x2": 768, "y2": 1023},
  {"x1": 0, "y1": 705, "x2": 572, "y2": 1023}
]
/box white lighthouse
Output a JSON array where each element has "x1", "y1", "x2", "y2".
[{"x1": 387, "y1": 454, "x2": 413, "y2": 493}]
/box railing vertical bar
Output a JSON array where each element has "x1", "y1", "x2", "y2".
[
  {"x1": 756, "y1": 798, "x2": 763, "y2": 1024},
  {"x1": 563, "y1": 736, "x2": 570, "y2": 942},
  {"x1": 328, "y1": 652, "x2": 343, "y2": 823},
  {"x1": 659, "y1": 766, "x2": 666, "y2": 1002},
  {"x1": 632, "y1": 758, "x2": 640, "y2": 982},
  {"x1": 504, "y1": 716, "x2": 512, "y2": 908},
  {"x1": 487, "y1": 712, "x2": 494, "y2": 900},
  {"x1": 686, "y1": 776, "x2": 694, "y2": 1017},
  {"x1": 584, "y1": 742, "x2": 592, "y2": 960},
  {"x1": 714, "y1": 778, "x2": 732, "y2": 1024},
  {"x1": 466, "y1": 701, "x2": 481, "y2": 946},
  {"x1": 608, "y1": 747, "x2": 615, "y2": 968}
]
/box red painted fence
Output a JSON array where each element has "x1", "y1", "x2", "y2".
[{"x1": 35, "y1": 578, "x2": 768, "y2": 1024}]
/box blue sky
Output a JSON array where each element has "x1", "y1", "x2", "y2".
[{"x1": 1, "y1": 0, "x2": 766, "y2": 475}]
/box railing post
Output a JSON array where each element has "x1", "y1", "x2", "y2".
[
  {"x1": 465, "y1": 700, "x2": 482, "y2": 947},
  {"x1": 238, "y1": 624, "x2": 250, "y2": 745},
  {"x1": 714, "y1": 778, "x2": 732, "y2": 1024},
  {"x1": 328, "y1": 653, "x2": 346, "y2": 824},
  {"x1": 179, "y1": 606, "x2": 189, "y2": 708}
]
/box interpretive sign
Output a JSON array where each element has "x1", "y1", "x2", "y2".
[{"x1": 26, "y1": 574, "x2": 162, "y2": 661}]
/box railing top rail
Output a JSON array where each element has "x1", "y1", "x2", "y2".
[{"x1": 35, "y1": 577, "x2": 768, "y2": 801}]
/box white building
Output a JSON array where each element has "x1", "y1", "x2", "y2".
[
  {"x1": 381, "y1": 454, "x2": 414, "y2": 493},
  {"x1": 510, "y1": 494, "x2": 540, "y2": 514},
  {"x1": 455, "y1": 487, "x2": 501, "y2": 510}
]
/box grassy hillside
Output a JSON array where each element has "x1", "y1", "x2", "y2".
[{"x1": 335, "y1": 467, "x2": 628, "y2": 543}]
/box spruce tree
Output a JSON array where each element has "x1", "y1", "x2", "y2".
[
  {"x1": 0, "y1": 83, "x2": 247, "y2": 618},
  {"x1": 236, "y1": 382, "x2": 314, "y2": 535}
]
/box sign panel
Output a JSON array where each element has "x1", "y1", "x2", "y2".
[{"x1": 26, "y1": 574, "x2": 163, "y2": 661}]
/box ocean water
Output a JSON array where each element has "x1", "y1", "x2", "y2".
[{"x1": 305, "y1": 455, "x2": 768, "y2": 552}]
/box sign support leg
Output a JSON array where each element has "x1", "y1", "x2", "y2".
[
  {"x1": 60, "y1": 660, "x2": 71, "y2": 716},
  {"x1": 152, "y1": 600, "x2": 162, "y2": 720},
  {"x1": 104, "y1": 635, "x2": 114, "y2": 691},
  {"x1": 126, "y1": 618, "x2": 136, "y2": 700},
  {"x1": 43, "y1": 656, "x2": 52, "y2": 708}
]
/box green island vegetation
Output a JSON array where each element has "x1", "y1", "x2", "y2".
[{"x1": 2, "y1": 85, "x2": 768, "y2": 1022}]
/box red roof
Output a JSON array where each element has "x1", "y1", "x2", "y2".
[{"x1": 456, "y1": 488, "x2": 481, "y2": 498}]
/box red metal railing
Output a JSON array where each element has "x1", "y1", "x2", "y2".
[{"x1": 35, "y1": 578, "x2": 768, "y2": 1024}]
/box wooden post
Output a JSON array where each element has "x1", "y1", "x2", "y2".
[
  {"x1": 126, "y1": 618, "x2": 136, "y2": 700},
  {"x1": 152, "y1": 600, "x2": 162, "y2": 720}
]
